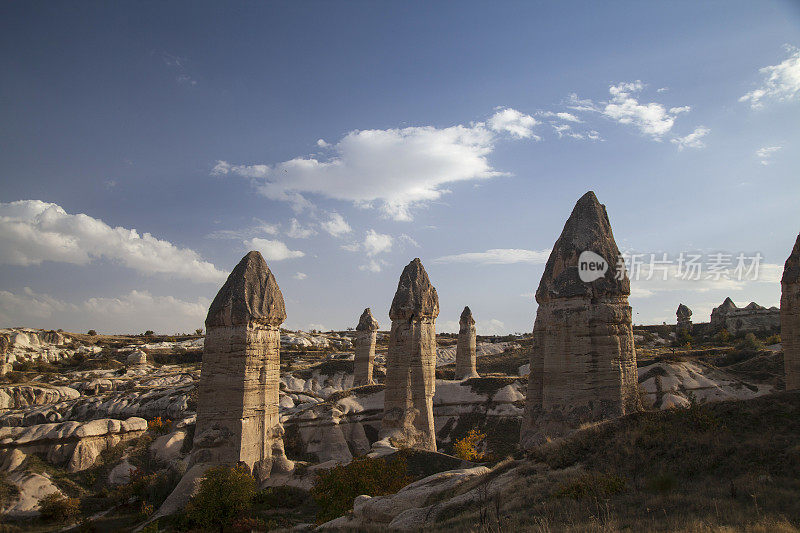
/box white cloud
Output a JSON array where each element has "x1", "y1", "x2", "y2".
[
  {"x1": 628, "y1": 262, "x2": 782, "y2": 299},
  {"x1": 206, "y1": 218, "x2": 279, "y2": 240},
  {"x1": 540, "y1": 111, "x2": 582, "y2": 122},
  {"x1": 488, "y1": 107, "x2": 539, "y2": 139},
  {"x1": 286, "y1": 218, "x2": 316, "y2": 239},
  {"x1": 478, "y1": 318, "x2": 506, "y2": 336},
  {"x1": 320, "y1": 212, "x2": 352, "y2": 237},
  {"x1": 740, "y1": 45, "x2": 800, "y2": 109},
  {"x1": 0, "y1": 287, "x2": 208, "y2": 334},
  {"x1": 603, "y1": 81, "x2": 680, "y2": 137},
  {"x1": 399, "y1": 234, "x2": 420, "y2": 248},
  {"x1": 671, "y1": 126, "x2": 710, "y2": 150},
  {"x1": 363, "y1": 230, "x2": 392, "y2": 256},
  {"x1": 0, "y1": 200, "x2": 226, "y2": 282},
  {"x1": 316, "y1": 139, "x2": 329, "y2": 148},
  {"x1": 293, "y1": 272, "x2": 307, "y2": 280},
  {"x1": 212, "y1": 108, "x2": 542, "y2": 221},
  {"x1": 435, "y1": 248, "x2": 551, "y2": 265},
  {"x1": 359, "y1": 259, "x2": 386, "y2": 273},
  {"x1": 246, "y1": 238, "x2": 305, "y2": 261},
  {"x1": 340, "y1": 242, "x2": 360, "y2": 252},
  {"x1": 756, "y1": 145, "x2": 782, "y2": 165}
]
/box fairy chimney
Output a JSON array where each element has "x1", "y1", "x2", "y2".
[
  {"x1": 455, "y1": 306, "x2": 479, "y2": 380},
  {"x1": 381, "y1": 258, "x2": 439, "y2": 451},
  {"x1": 190, "y1": 251, "x2": 293, "y2": 480},
  {"x1": 520, "y1": 191, "x2": 641, "y2": 448},
  {"x1": 354, "y1": 308, "x2": 379, "y2": 386},
  {"x1": 782, "y1": 232, "x2": 800, "y2": 390}
]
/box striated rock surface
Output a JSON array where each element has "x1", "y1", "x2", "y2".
[
  {"x1": 205, "y1": 251, "x2": 287, "y2": 328},
  {"x1": 381, "y1": 259, "x2": 439, "y2": 451},
  {"x1": 354, "y1": 308, "x2": 379, "y2": 386},
  {"x1": 454, "y1": 306, "x2": 478, "y2": 380},
  {"x1": 710, "y1": 297, "x2": 780, "y2": 335},
  {"x1": 0, "y1": 385, "x2": 80, "y2": 412},
  {"x1": 521, "y1": 191, "x2": 640, "y2": 448},
  {"x1": 0, "y1": 417, "x2": 146, "y2": 473},
  {"x1": 190, "y1": 251, "x2": 292, "y2": 481},
  {"x1": 676, "y1": 303, "x2": 693, "y2": 334},
  {"x1": 782, "y1": 233, "x2": 800, "y2": 390}
]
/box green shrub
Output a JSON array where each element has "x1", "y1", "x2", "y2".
[
  {"x1": 552, "y1": 472, "x2": 627, "y2": 500},
  {"x1": 253, "y1": 486, "x2": 309, "y2": 509},
  {"x1": 144, "y1": 330, "x2": 155, "y2": 337},
  {"x1": 714, "y1": 328, "x2": 731, "y2": 344},
  {"x1": 736, "y1": 333, "x2": 764, "y2": 353},
  {"x1": 87, "y1": 330, "x2": 97, "y2": 336},
  {"x1": 184, "y1": 465, "x2": 257, "y2": 531},
  {"x1": 765, "y1": 334, "x2": 781, "y2": 345},
  {"x1": 38, "y1": 493, "x2": 82, "y2": 522},
  {"x1": 311, "y1": 455, "x2": 412, "y2": 524},
  {"x1": 0, "y1": 472, "x2": 19, "y2": 509}
]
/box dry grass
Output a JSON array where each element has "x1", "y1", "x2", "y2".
[{"x1": 431, "y1": 391, "x2": 800, "y2": 532}]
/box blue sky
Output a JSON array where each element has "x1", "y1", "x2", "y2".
[{"x1": 1, "y1": 1, "x2": 799, "y2": 334}]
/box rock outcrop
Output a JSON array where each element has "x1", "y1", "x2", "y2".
[
  {"x1": 455, "y1": 306, "x2": 478, "y2": 380},
  {"x1": 520, "y1": 191, "x2": 640, "y2": 448},
  {"x1": 381, "y1": 259, "x2": 439, "y2": 451},
  {"x1": 676, "y1": 303, "x2": 693, "y2": 334},
  {"x1": 0, "y1": 417, "x2": 146, "y2": 473},
  {"x1": 710, "y1": 297, "x2": 780, "y2": 335},
  {"x1": 190, "y1": 251, "x2": 293, "y2": 480},
  {"x1": 126, "y1": 349, "x2": 148, "y2": 367},
  {"x1": 354, "y1": 308, "x2": 379, "y2": 386},
  {"x1": 782, "y1": 233, "x2": 800, "y2": 390}
]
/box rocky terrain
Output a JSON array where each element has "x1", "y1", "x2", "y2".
[{"x1": 0, "y1": 319, "x2": 790, "y2": 530}]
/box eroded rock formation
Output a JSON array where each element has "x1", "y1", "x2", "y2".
[
  {"x1": 455, "y1": 306, "x2": 478, "y2": 380},
  {"x1": 782, "y1": 233, "x2": 800, "y2": 390},
  {"x1": 190, "y1": 251, "x2": 293, "y2": 480},
  {"x1": 0, "y1": 417, "x2": 146, "y2": 473},
  {"x1": 710, "y1": 297, "x2": 780, "y2": 335},
  {"x1": 676, "y1": 303, "x2": 693, "y2": 335},
  {"x1": 354, "y1": 308, "x2": 379, "y2": 386},
  {"x1": 381, "y1": 258, "x2": 439, "y2": 451},
  {"x1": 520, "y1": 191, "x2": 640, "y2": 448}
]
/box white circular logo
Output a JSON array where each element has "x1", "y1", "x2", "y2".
[{"x1": 578, "y1": 250, "x2": 608, "y2": 282}]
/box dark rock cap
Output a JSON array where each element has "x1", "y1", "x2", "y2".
[
  {"x1": 356, "y1": 308, "x2": 379, "y2": 331},
  {"x1": 535, "y1": 191, "x2": 630, "y2": 303},
  {"x1": 717, "y1": 297, "x2": 738, "y2": 313},
  {"x1": 459, "y1": 306, "x2": 475, "y2": 327},
  {"x1": 389, "y1": 258, "x2": 440, "y2": 320},
  {"x1": 205, "y1": 251, "x2": 286, "y2": 327},
  {"x1": 782, "y1": 232, "x2": 800, "y2": 285},
  {"x1": 676, "y1": 304, "x2": 692, "y2": 319}
]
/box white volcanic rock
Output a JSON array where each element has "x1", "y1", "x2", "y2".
[
  {"x1": 150, "y1": 430, "x2": 188, "y2": 463},
  {"x1": 0, "y1": 385, "x2": 80, "y2": 410},
  {"x1": 108, "y1": 457, "x2": 136, "y2": 485},
  {"x1": 638, "y1": 361, "x2": 771, "y2": 408},
  {"x1": 2, "y1": 470, "x2": 63, "y2": 517},
  {"x1": 318, "y1": 466, "x2": 490, "y2": 530},
  {"x1": 434, "y1": 341, "x2": 518, "y2": 367},
  {"x1": 0, "y1": 417, "x2": 146, "y2": 472}
]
